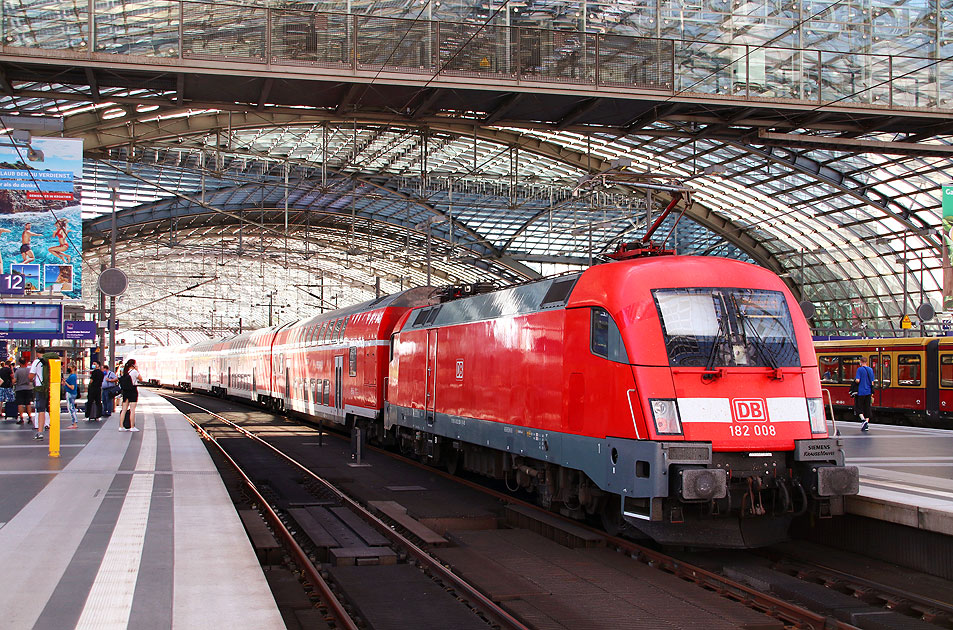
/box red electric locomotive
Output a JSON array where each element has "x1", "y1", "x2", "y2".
[
  {"x1": 385, "y1": 255, "x2": 858, "y2": 547},
  {"x1": 136, "y1": 256, "x2": 858, "y2": 547}
]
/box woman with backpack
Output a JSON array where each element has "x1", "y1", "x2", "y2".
[{"x1": 119, "y1": 359, "x2": 141, "y2": 432}]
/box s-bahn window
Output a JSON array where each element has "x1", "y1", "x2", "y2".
[
  {"x1": 652, "y1": 288, "x2": 800, "y2": 368},
  {"x1": 840, "y1": 356, "x2": 861, "y2": 384},
  {"x1": 880, "y1": 356, "x2": 891, "y2": 386},
  {"x1": 898, "y1": 355, "x2": 921, "y2": 386},
  {"x1": 590, "y1": 308, "x2": 630, "y2": 363},
  {"x1": 941, "y1": 355, "x2": 953, "y2": 388},
  {"x1": 819, "y1": 356, "x2": 838, "y2": 382}
]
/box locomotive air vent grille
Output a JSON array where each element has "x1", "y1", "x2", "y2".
[
  {"x1": 664, "y1": 446, "x2": 710, "y2": 463},
  {"x1": 540, "y1": 277, "x2": 578, "y2": 308}
]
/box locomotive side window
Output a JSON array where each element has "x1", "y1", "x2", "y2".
[
  {"x1": 653, "y1": 288, "x2": 799, "y2": 368},
  {"x1": 819, "y1": 356, "x2": 838, "y2": 382},
  {"x1": 898, "y1": 355, "x2": 921, "y2": 386},
  {"x1": 590, "y1": 308, "x2": 630, "y2": 363},
  {"x1": 941, "y1": 355, "x2": 953, "y2": 388}
]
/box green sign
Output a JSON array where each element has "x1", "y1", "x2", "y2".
[
  {"x1": 945, "y1": 185, "x2": 953, "y2": 218},
  {"x1": 944, "y1": 186, "x2": 953, "y2": 310}
]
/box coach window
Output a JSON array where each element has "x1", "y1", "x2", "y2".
[
  {"x1": 898, "y1": 354, "x2": 921, "y2": 386},
  {"x1": 840, "y1": 356, "x2": 861, "y2": 384},
  {"x1": 341, "y1": 317, "x2": 349, "y2": 340},
  {"x1": 333, "y1": 318, "x2": 343, "y2": 342},
  {"x1": 819, "y1": 356, "x2": 837, "y2": 383},
  {"x1": 590, "y1": 308, "x2": 630, "y2": 363},
  {"x1": 323, "y1": 379, "x2": 330, "y2": 405},
  {"x1": 941, "y1": 356, "x2": 953, "y2": 388},
  {"x1": 349, "y1": 347, "x2": 357, "y2": 377}
]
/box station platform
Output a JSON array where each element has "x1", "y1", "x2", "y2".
[
  {"x1": 0, "y1": 389, "x2": 284, "y2": 630},
  {"x1": 837, "y1": 419, "x2": 953, "y2": 537}
]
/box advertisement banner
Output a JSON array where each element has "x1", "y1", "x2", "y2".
[
  {"x1": 943, "y1": 186, "x2": 953, "y2": 310},
  {"x1": 0, "y1": 137, "x2": 83, "y2": 298}
]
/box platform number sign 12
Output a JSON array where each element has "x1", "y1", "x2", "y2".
[{"x1": 0, "y1": 274, "x2": 25, "y2": 296}]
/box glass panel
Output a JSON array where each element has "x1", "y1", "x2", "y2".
[
  {"x1": 94, "y1": 0, "x2": 178, "y2": 57},
  {"x1": 675, "y1": 41, "x2": 742, "y2": 95},
  {"x1": 597, "y1": 34, "x2": 672, "y2": 89},
  {"x1": 440, "y1": 22, "x2": 513, "y2": 79},
  {"x1": 891, "y1": 56, "x2": 939, "y2": 108},
  {"x1": 898, "y1": 354, "x2": 921, "y2": 386},
  {"x1": 653, "y1": 288, "x2": 800, "y2": 368},
  {"x1": 940, "y1": 355, "x2": 953, "y2": 388},
  {"x1": 355, "y1": 15, "x2": 435, "y2": 72},
  {"x1": 271, "y1": 10, "x2": 351, "y2": 68},
  {"x1": 182, "y1": 1, "x2": 266, "y2": 61},
  {"x1": 2, "y1": 0, "x2": 89, "y2": 50},
  {"x1": 840, "y1": 355, "x2": 861, "y2": 383},
  {"x1": 819, "y1": 51, "x2": 891, "y2": 105}
]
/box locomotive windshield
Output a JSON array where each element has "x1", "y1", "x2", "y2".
[{"x1": 652, "y1": 288, "x2": 800, "y2": 368}]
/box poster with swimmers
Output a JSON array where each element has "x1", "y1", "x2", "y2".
[{"x1": 0, "y1": 137, "x2": 83, "y2": 298}]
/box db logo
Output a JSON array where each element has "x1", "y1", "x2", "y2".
[
  {"x1": 732, "y1": 398, "x2": 769, "y2": 422},
  {"x1": 455, "y1": 360, "x2": 464, "y2": 380}
]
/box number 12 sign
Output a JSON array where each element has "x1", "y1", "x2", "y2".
[{"x1": 0, "y1": 274, "x2": 26, "y2": 296}]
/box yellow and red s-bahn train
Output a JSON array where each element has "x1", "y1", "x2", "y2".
[{"x1": 815, "y1": 337, "x2": 953, "y2": 424}]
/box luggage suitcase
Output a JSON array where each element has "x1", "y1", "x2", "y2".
[
  {"x1": 4, "y1": 399, "x2": 17, "y2": 419},
  {"x1": 122, "y1": 409, "x2": 131, "y2": 429}
]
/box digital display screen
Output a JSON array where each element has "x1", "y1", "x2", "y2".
[{"x1": 0, "y1": 303, "x2": 63, "y2": 336}]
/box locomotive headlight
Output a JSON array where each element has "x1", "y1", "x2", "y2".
[
  {"x1": 649, "y1": 399, "x2": 683, "y2": 435},
  {"x1": 806, "y1": 397, "x2": 826, "y2": 434}
]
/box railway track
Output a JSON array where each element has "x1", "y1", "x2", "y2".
[
  {"x1": 165, "y1": 393, "x2": 528, "y2": 630},
  {"x1": 164, "y1": 390, "x2": 950, "y2": 630}
]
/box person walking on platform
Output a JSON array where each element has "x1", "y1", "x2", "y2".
[
  {"x1": 119, "y1": 359, "x2": 141, "y2": 432},
  {"x1": 85, "y1": 362, "x2": 104, "y2": 422},
  {"x1": 0, "y1": 360, "x2": 14, "y2": 421},
  {"x1": 14, "y1": 357, "x2": 34, "y2": 426},
  {"x1": 63, "y1": 366, "x2": 79, "y2": 428},
  {"x1": 854, "y1": 356, "x2": 875, "y2": 432},
  {"x1": 29, "y1": 348, "x2": 50, "y2": 440}
]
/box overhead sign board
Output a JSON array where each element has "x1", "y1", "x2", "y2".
[
  {"x1": 64, "y1": 320, "x2": 97, "y2": 340},
  {"x1": 944, "y1": 185, "x2": 953, "y2": 310},
  {"x1": 0, "y1": 302, "x2": 63, "y2": 339}
]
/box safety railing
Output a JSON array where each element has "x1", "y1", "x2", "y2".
[{"x1": 0, "y1": 1, "x2": 948, "y2": 110}]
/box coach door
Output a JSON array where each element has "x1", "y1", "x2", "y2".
[
  {"x1": 869, "y1": 352, "x2": 884, "y2": 408},
  {"x1": 425, "y1": 329, "x2": 438, "y2": 426},
  {"x1": 334, "y1": 355, "x2": 344, "y2": 415}
]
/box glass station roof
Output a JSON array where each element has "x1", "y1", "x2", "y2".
[{"x1": 0, "y1": 0, "x2": 950, "y2": 343}]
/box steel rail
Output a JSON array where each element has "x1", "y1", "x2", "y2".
[
  {"x1": 164, "y1": 393, "x2": 530, "y2": 630},
  {"x1": 181, "y1": 412, "x2": 360, "y2": 630}
]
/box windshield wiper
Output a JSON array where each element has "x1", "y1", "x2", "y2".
[
  {"x1": 736, "y1": 305, "x2": 778, "y2": 370},
  {"x1": 705, "y1": 307, "x2": 730, "y2": 372}
]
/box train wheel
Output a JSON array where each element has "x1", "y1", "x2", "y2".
[
  {"x1": 445, "y1": 447, "x2": 461, "y2": 476},
  {"x1": 600, "y1": 497, "x2": 623, "y2": 536}
]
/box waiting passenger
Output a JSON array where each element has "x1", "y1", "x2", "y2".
[
  {"x1": 63, "y1": 367, "x2": 79, "y2": 428},
  {"x1": 14, "y1": 357, "x2": 33, "y2": 426},
  {"x1": 119, "y1": 359, "x2": 142, "y2": 432},
  {"x1": 86, "y1": 362, "x2": 103, "y2": 421},
  {"x1": 853, "y1": 356, "x2": 875, "y2": 432}
]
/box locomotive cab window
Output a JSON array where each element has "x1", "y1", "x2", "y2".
[
  {"x1": 590, "y1": 308, "x2": 629, "y2": 363},
  {"x1": 898, "y1": 354, "x2": 921, "y2": 386},
  {"x1": 653, "y1": 288, "x2": 800, "y2": 368},
  {"x1": 941, "y1": 355, "x2": 953, "y2": 388}
]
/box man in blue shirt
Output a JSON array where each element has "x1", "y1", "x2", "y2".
[{"x1": 854, "y1": 357, "x2": 875, "y2": 432}]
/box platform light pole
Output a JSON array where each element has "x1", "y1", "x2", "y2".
[{"x1": 108, "y1": 180, "x2": 120, "y2": 368}]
